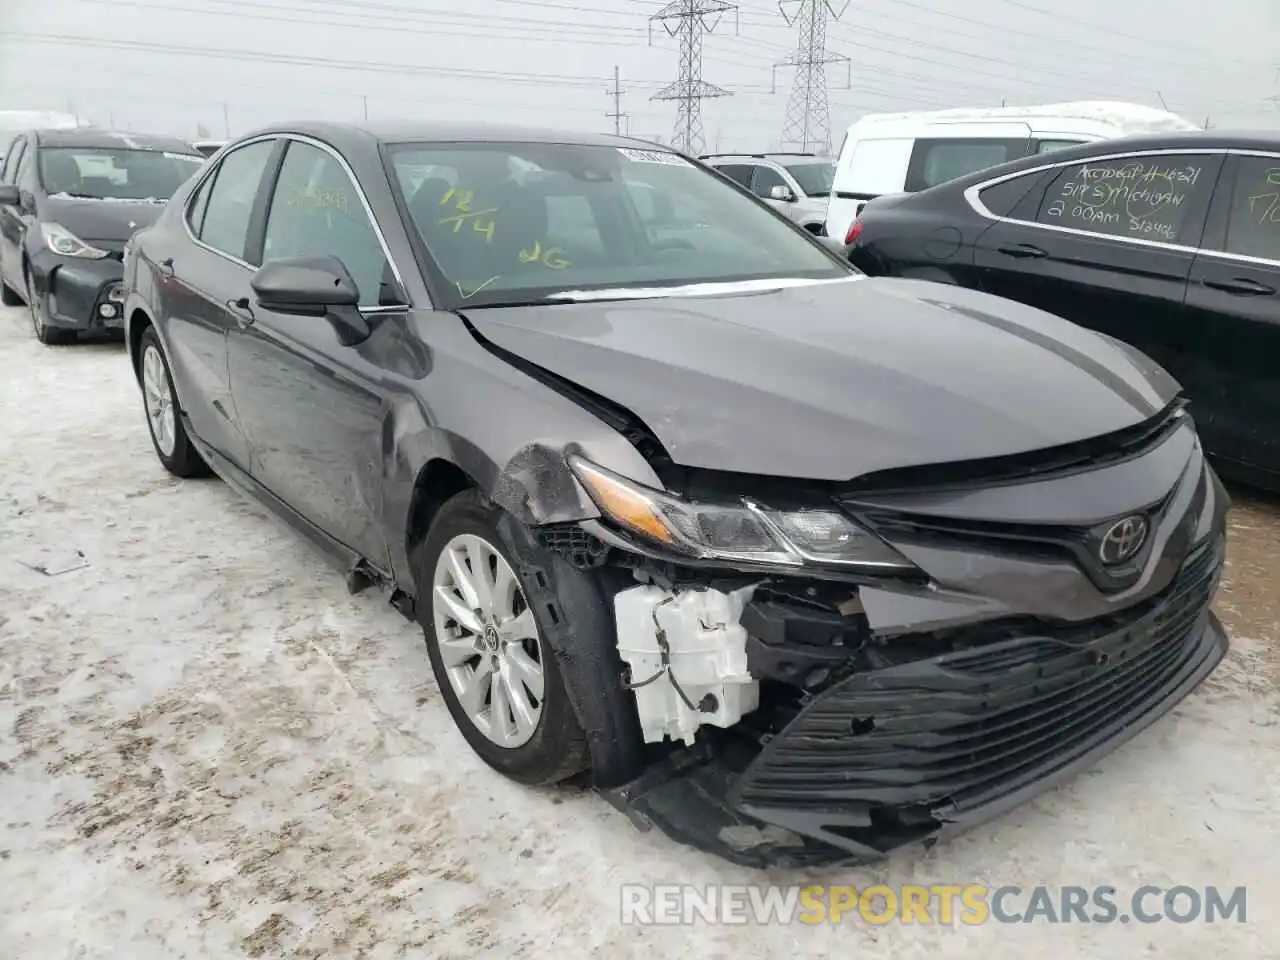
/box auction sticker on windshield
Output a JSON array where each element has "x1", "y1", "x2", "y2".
[{"x1": 619, "y1": 148, "x2": 690, "y2": 165}]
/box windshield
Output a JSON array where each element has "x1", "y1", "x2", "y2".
[
  {"x1": 785, "y1": 161, "x2": 834, "y2": 197},
  {"x1": 387, "y1": 141, "x2": 848, "y2": 307},
  {"x1": 39, "y1": 147, "x2": 204, "y2": 201}
]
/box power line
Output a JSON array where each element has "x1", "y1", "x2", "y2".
[
  {"x1": 774, "y1": 0, "x2": 848, "y2": 155},
  {"x1": 649, "y1": 0, "x2": 738, "y2": 155}
]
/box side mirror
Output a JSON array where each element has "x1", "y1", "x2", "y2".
[
  {"x1": 251, "y1": 255, "x2": 370, "y2": 345},
  {"x1": 0, "y1": 184, "x2": 19, "y2": 206},
  {"x1": 769, "y1": 184, "x2": 796, "y2": 202}
]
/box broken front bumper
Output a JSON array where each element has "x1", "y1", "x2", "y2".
[
  {"x1": 30, "y1": 249, "x2": 126, "y2": 331},
  {"x1": 606, "y1": 536, "x2": 1227, "y2": 868}
]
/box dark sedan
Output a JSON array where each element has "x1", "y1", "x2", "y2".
[
  {"x1": 122, "y1": 121, "x2": 1229, "y2": 868},
  {"x1": 845, "y1": 131, "x2": 1280, "y2": 493},
  {"x1": 0, "y1": 128, "x2": 204, "y2": 343}
]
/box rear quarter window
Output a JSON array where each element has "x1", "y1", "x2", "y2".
[
  {"x1": 976, "y1": 171, "x2": 1050, "y2": 217},
  {"x1": 905, "y1": 138, "x2": 1032, "y2": 192}
]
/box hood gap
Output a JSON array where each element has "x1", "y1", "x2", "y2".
[{"x1": 456, "y1": 311, "x2": 674, "y2": 475}]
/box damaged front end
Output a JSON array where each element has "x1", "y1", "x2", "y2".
[{"x1": 535, "y1": 403, "x2": 1230, "y2": 869}]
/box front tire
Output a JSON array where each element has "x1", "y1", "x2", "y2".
[
  {"x1": 416, "y1": 490, "x2": 589, "y2": 785},
  {"x1": 26, "y1": 269, "x2": 72, "y2": 345},
  {"x1": 138, "y1": 326, "x2": 210, "y2": 478}
]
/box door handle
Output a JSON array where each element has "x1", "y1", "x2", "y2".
[
  {"x1": 996, "y1": 243, "x2": 1048, "y2": 259},
  {"x1": 1202, "y1": 277, "x2": 1275, "y2": 297},
  {"x1": 226, "y1": 296, "x2": 254, "y2": 325}
]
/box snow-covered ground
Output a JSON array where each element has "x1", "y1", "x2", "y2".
[{"x1": 1, "y1": 304, "x2": 1278, "y2": 958}]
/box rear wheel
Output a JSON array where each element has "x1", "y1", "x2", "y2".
[
  {"x1": 0, "y1": 279, "x2": 21, "y2": 306},
  {"x1": 416, "y1": 490, "x2": 589, "y2": 785},
  {"x1": 138, "y1": 325, "x2": 210, "y2": 477}
]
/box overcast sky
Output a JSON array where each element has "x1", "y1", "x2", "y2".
[{"x1": 1, "y1": 0, "x2": 1276, "y2": 151}]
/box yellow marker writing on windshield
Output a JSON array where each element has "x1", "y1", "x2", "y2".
[
  {"x1": 519, "y1": 240, "x2": 571, "y2": 269},
  {"x1": 438, "y1": 187, "x2": 496, "y2": 242}
]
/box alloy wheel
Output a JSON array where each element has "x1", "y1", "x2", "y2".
[
  {"x1": 431, "y1": 533, "x2": 546, "y2": 748},
  {"x1": 141, "y1": 343, "x2": 177, "y2": 457}
]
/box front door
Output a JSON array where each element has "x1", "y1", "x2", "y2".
[
  {"x1": 1182, "y1": 152, "x2": 1280, "y2": 480},
  {"x1": 974, "y1": 150, "x2": 1225, "y2": 381},
  {"x1": 0, "y1": 137, "x2": 31, "y2": 292},
  {"x1": 227, "y1": 137, "x2": 404, "y2": 568}
]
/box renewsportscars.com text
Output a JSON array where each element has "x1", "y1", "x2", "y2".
[{"x1": 620, "y1": 884, "x2": 1248, "y2": 926}]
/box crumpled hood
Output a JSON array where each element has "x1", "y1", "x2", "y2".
[
  {"x1": 465, "y1": 276, "x2": 1180, "y2": 481},
  {"x1": 41, "y1": 195, "x2": 165, "y2": 244}
]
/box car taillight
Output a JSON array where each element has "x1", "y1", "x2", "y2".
[{"x1": 844, "y1": 218, "x2": 864, "y2": 246}]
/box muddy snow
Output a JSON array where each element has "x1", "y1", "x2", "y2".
[{"x1": 1, "y1": 304, "x2": 1278, "y2": 959}]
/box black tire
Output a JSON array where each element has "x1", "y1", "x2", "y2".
[
  {"x1": 137, "y1": 325, "x2": 211, "y2": 478},
  {"x1": 26, "y1": 268, "x2": 72, "y2": 345},
  {"x1": 0, "y1": 279, "x2": 21, "y2": 306},
  {"x1": 416, "y1": 489, "x2": 589, "y2": 786}
]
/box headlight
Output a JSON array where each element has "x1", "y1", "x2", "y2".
[
  {"x1": 40, "y1": 222, "x2": 109, "y2": 259},
  {"x1": 568, "y1": 456, "x2": 915, "y2": 572}
]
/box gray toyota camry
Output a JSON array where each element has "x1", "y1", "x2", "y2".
[{"x1": 121, "y1": 121, "x2": 1229, "y2": 868}]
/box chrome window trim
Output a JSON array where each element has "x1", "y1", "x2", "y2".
[
  {"x1": 182, "y1": 133, "x2": 276, "y2": 270},
  {"x1": 183, "y1": 132, "x2": 412, "y2": 306},
  {"x1": 964, "y1": 146, "x2": 1280, "y2": 269}
]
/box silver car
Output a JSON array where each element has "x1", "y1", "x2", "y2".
[{"x1": 700, "y1": 152, "x2": 834, "y2": 235}]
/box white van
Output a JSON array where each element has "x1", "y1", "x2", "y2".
[{"x1": 824, "y1": 100, "x2": 1199, "y2": 245}]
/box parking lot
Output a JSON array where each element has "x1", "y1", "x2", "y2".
[{"x1": 0, "y1": 302, "x2": 1277, "y2": 958}]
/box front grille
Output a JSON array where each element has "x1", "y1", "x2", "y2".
[{"x1": 733, "y1": 536, "x2": 1223, "y2": 817}]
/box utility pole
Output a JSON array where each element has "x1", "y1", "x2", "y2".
[
  {"x1": 222, "y1": 103, "x2": 231, "y2": 137},
  {"x1": 774, "y1": 0, "x2": 850, "y2": 156},
  {"x1": 362, "y1": 95, "x2": 369, "y2": 121},
  {"x1": 649, "y1": 0, "x2": 737, "y2": 155},
  {"x1": 606, "y1": 66, "x2": 628, "y2": 135}
]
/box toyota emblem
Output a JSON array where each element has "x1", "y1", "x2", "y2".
[{"x1": 1098, "y1": 515, "x2": 1148, "y2": 565}]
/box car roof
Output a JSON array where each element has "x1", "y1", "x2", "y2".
[
  {"x1": 234, "y1": 119, "x2": 673, "y2": 152},
  {"x1": 924, "y1": 130, "x2": 1280, "y2": 195},
  {"x1": 32, "y1": 127, "x2": 202, "y2": 154},
  {"x1": 702, "y1": 153, "x2": 828, "y2": 163}
]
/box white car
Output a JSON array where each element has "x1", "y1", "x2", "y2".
[{"x1": 701, "y1": 152, "x2": 834, "y2": 235}]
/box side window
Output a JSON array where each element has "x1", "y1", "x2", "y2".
[
  {"x1": 200, "y1": 140, "x2": 276, "y2": 260},
  {"x1": 977, "y1": 171, "x2": 1048, "y2": 218},
  {"x1": 186, "y1": 173, "x2": 214, "y2": 237},
  {"x1": 750, "y1": 165, "x2": 788, "y2": 198},
  {"x1": 1036, "y1": 139, "x2": 1085, "y2": 155},
  {"x1": 906, "y1": 139, "x2": 1028, "y2": 192},
  {"x1": 1033, "y1": 154, "x2": 1213, "y2": 244},
  {"x1": 713, "y1": 164, "x2": 754, "y2": 188},
  {"x1": 262, "y1": 140, "x2": 393, "y2": 308},
  {"x1": 1, "y1": 137, "x2": 24, "y2": 184},
  {"x1": 1219, "y1": 156, "x2": 1280, "y2": 262},
  {"x1": 14, "y1": 141, "x2": 34, "y2": 188}
]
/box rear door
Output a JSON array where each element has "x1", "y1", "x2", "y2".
[
  {"x1": 827, "y1": 137, "x2": 913, "y2": 244},
  {"x1": 1182, "y1": 151, "x2": 1280, "y2": 479},
  {"x1": 973, "y1": 148, "x2": 1225, "y2": 378},
  {"x1": 711, "y1": 163, "x2": 755, "y2": 189},
  {"x1": 159, "y1": 136, "x2": 282, "y2": 471}
]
